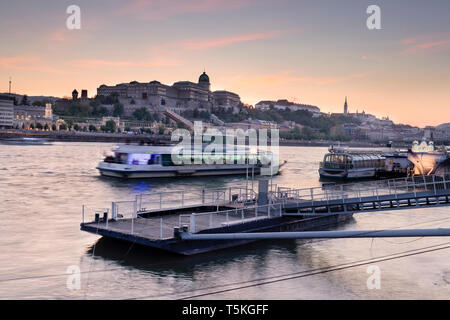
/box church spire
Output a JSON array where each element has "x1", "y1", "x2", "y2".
[{"x1": 344, "y1": 96, "x2": 348, "y2": 115}]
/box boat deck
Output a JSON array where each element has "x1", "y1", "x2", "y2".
[{"x1": 82, "y1": 207, "x2": 266, "y2": 241}]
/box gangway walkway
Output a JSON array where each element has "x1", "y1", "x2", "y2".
[{"x1": 272, "y1": 174, "x2": 450, "y2": 216}]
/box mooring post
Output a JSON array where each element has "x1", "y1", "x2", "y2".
[
  {"x1": 82, "y1": 205, "x2": 85, "y2": 224},
  {"x1": 358, "y1": 183, "x2": 362, "y2": 202},
  {"x1": 202, "y1": 189, "x2": 205, "y2": 204},
  {"x1": 181, "y1": 191, "x2": 184, "y2": 207},
  {"x1": 257, "y1": 179, "x2": 269, "y2": 215},
  {"x1": 433, "y1": 175, "x2": 436, "y2": 195},
  {"x1": 394, "y1": 180, "x2": 398, "y2": 199},
  {"x1": 131, "y1": 215, "x2": 134, "y2": 235},
  {"x1": 111, "y1": 202, "x2": 116, "y2": 220},
  {"x1": 190, "y1": 214, "x2": 196, "y2": 233},
  {"x1": 414, "y1": 179, "x2": 417, "y2": 198}
]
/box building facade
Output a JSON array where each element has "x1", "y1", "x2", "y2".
[
  {"x1": 255, "y1": 99, "x2": 320, "y2": 113},
  {"x1": 0, "y1": 95, "x2": 14, "y2": 128},
  {"x1": 97, "y1": 72, "x2": 241, "y2": 115},
  {"x1": 14, "y1": 104, "x2": 53, "y2": 120}
]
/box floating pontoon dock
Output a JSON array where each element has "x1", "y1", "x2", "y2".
[{"x1": 81, "y1": 174, "x2": 450, "y2": 255}]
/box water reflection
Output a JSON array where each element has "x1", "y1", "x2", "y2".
[{"x1": 86, "y1": 217, "x2": 356, "y2": 278}]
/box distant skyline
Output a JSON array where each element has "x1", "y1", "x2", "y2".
[{"x1": 1, "y1": 0, "x2": 450, "y2": 127}]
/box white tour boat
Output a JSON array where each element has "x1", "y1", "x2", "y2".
[{"x1": 97, "y1": 144, "x2": 285, "y2": 179}]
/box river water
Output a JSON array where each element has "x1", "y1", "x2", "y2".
[{"x1": 0, "y1": 142, "x2": 449, "y2": 299}]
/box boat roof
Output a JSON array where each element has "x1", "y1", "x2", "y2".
[
  {"x1": 328, "y1": 145, "x2": 399, "y2": 154},
  {"x1": 114, "y1": 144, "x2": 256, "y2": 154},
  {"x1": 114, "y1": 144, "x2": 175, "y2": 154},
  {"x1": 324, "y1": 152, "x2": 385, "y2": 160}
]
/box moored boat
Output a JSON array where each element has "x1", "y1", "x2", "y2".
[
  {"x1": 408, "y1": 140, "x2": 449, "y2": 175},
  {"x1": 0, "y1": 137, "x2": 51, "y2": 145},
  {"x1": 318, "y1": 145, "x2": 412, "y2": 180},
  {"x1": 98, "y1": 144, "x2": 286, "y2": 179}
]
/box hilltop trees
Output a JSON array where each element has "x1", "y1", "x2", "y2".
[
  {"x1": 20, "y1": 95, "x2": 29, "y2": 106},
  {"x1": 112, "y1": 102, "x2": 124, "y2": 117},
  {"x1": 132, "y1": 107, "x2": 153, "y2": 121}
]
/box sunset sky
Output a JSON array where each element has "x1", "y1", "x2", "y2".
[{"x1": 1, "y1": 0, "x2": 449, "y2": 127}]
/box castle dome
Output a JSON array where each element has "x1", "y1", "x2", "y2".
[{"x1": 198, "y1": 71, "x2": 210, "y2": 83}]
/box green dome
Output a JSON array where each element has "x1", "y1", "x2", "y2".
[{"x1": 198, "y1": 72, "x2": 210, "y2": 83}]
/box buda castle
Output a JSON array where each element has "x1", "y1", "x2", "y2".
[{"x1": 97, "y1": 71, "x2": 241, "y2": 115}]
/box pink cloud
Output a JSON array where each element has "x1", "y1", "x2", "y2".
[
  {"x1": 71, "y1": 30, "x2": 286, "y2": 70},
  {"x1": 0, "y1": 56, "x2": 38, "y2": 68},
  {"x1": 117, "y1": 0, "x2": 259, "y2": 20},
  {"x1": 0, "y1": 56, "x2": 71, "y2": 74},
  {"x1": 50, "y1": 30, "x2": 65, "y2": 42},
  {"x1": 401, "y1": 36, "x2": 450, "y2": 54},
  {"x1": 159, "y1": 30, "x2": 281, "y2": 52},
  {"x1": 401, "y1": 37, "x2": 417, "y2": 45},
  {"x1": 72, "y1": 58, "x2": 181, "y2": 68},
  {"x1": 233, "y1": 70, "x2": 365, "y2": 87}
]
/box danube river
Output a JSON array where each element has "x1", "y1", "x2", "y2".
[{"x1": 0, "y1": 142, "x2": 449, "y2": 299}]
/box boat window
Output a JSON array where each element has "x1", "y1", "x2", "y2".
[{"x1": 127, "y1": 153, "x2": 151, "y2": 165}]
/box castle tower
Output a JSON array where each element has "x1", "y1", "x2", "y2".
[{"x1": 72, "y1": 89, "x2": 78, "y2": 100}]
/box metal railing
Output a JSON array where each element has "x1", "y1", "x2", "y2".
[
  {"x1": 271, "y1": 174, "x2": 450, "y2": 206},
  {"x1": 82, "y1": 186, "x2": 258, "y2": 239},
  {"x1": 179, "y1": 203, "x2": 283, "y2": 233},
  {"x1": 135, "y1": 187, "x2": 256, "y2": 213}
]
